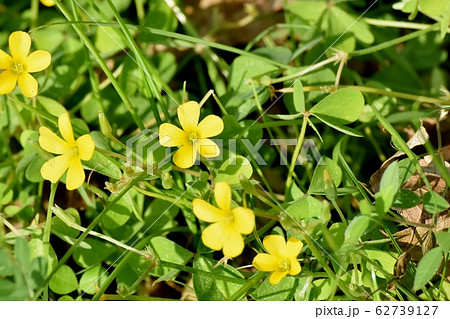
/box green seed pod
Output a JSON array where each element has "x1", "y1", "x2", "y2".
[
  {"x1": 239, "y1": 174, "x2": 256, "y2": 194},
  {"x1": 98, "y1": 112, "x2": 112, "y2": 137}
]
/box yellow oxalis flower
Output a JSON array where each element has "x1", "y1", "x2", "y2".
[
  {"x1": 193, "y1": 182, "x2": 255, "y2": 258},
  {"x1": 159, "y1": 101, "x2": 224, "y2": 168},
  {"x1": 40, "y1": 0, "x2": 56, "y2": 6},
  {"x1": 39, "y1": 112, "x2": 95, "y2": 190},
  {"x1": 253, "y1": 235, "x2": 303, "y2": 285},
  {"x1": 0, "y1": 31, "x2": 51, "y2": 97}
]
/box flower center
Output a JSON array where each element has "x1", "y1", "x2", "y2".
[
  {"x1": 277, "y1": 257, "x2": 291, "y2": 272},
  {"x1": 67, "y1": 145, "x2": 79, "y2": 158},
  {"x1": 189, "y1": 132, "x2": 198, "y2": 142},
  {"x1": 12, "y1": 62, "x2": 24, "y2": 74},
  {"x1": 224, "y1": 211, "x2": 235, "y2": 226}
]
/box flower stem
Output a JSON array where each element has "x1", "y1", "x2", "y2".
[
  {"x1": 285, "y1": 115, "x2": 308, "y2": 196},
  {"x1": 42, "y1": 182, "x2": 58, "y2": 301}
]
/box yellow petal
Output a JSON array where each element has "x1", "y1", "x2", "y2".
[
  {"x1": 159, "y1": 123, "x2": 188, "y2": 147},
  {"x1": 263, "y1": 235, "x2": 286, "y2": 258},
  {"x1": 288, "y1": 257, "x2": 301, "y2": 276},
  {"x1": 40, "y1": 154, "x2": 69, "y2": 183},
  {"x1": 0, "y1": 70, "x2": 18, "y2": 95},
  {"x1": 197, "y1": 115, "x2": 224, "y2": 138},
  {"x1": 222, "y1": 227, "x2": 244, "y2": 258},
  {"x1": 9, "y1": 31, "x2": 31, "y2": 62},
  {"x1": 193, "y1": 198, "x2": 225, "y2": 223},
  {"x1": 17, "y1": 72, "x2": 38, "y2": 97},
  {"x1": 172, "y1": 142, "x2": 198, "y2": 168},
  {"x1": 76, "y1": 134, "x2": 95, "y2": 161},
  {"x1": 232, "y1": 207, "x2": 255, "y2": 235},
  {"x1": 285, "y1": 237, "x2": 303, "y2": 258},
  {"x1": 40, "y1": 0, "x2": 56, "y2": 7},
  {"x1": 214, "y1": 181, "x2": 231, "y2": 211},
  {"x1": 269, "y1": 270, "x2": 288, "y2": 285},
  {"x1": 201, "y1": 222, "x2": 225, "y2": 251},
  {"x1": 66, "y1": 157, "x2": 85, "y2": 190},
  {"x1": 196, "y1": 138, "x2": 220, "y2": 158},
  {"x1": 39, "y1": 126, "x2": 70, "y2": 154},
  {"x1": 58, "y1": 112, "x2": 75, "y2": 143},
  {"x1": 177, "y1": 101, "x2": 199, "y2": 133},
  {"x1": 25, "y1": 50, "x2": 51, "y2": 73},
  {"x1": 0, "y1": 49, "x2": 13, "y2": 69},
  {"x1": 253, "y1": 253, "x2": 278, "y2": 272}
]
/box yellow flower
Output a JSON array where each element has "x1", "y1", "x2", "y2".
[
  {"x1": 40, "y1": 0, "x2": 56, "y2": 7},
  {"x1": 39, "y1": 113, "x2": 95, "y2": 190},
  {"x1": 0, "y1": 31, "x2": 51, "y2": 97},
  {"x1": 159, "y1": 101, "x2": 224, "y2": 168},
  {"x1": 253, "y1": 235, "x2": 303, "y2": 285},
  {"x1": 193, "y1": 182, "x2": 255, "y2": 258}
]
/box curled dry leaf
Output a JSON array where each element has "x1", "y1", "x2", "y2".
[{"x1": 371, "y1": 111, "x2": 450, "y2": 265}]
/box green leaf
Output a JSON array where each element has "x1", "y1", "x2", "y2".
[
  {"x1": 287, "y1": 1, "x2": 327, "y2": 25},
  {"x1": 329, "y1": 6, "x2": 374, "y2": 44},
  {"x1": 311, "y1": 114, "x2": 363, "y2": 137},
  {"x1": 0, "y1": 183, "x2": 13, "y2": 206},
  {"x1": 413, "y1": 247, "x2": 443, "y2": 290},
  {"x1": 148, "y1": 236, "x2": 193, "y2": 280},
  {"x1": 418, "y1": 0, "x2": 450, "y2": 18},
  {"x1": 0, "y1": 248, "x2": 14, "y2": 276},
  {"x1": 52, "y1": 208, "x2": 81, "y2": 239},
  {"x1": 215, "y1": 155, "x2": 253, "y2": 186},
  {"x1": 95, "y1": 26, "x2": 128, "y2": 54},
  {"x1": 310, "y1": 89, "x2": 365, "y2": 124},
  {"x1": 436, "y1": 231, "x2": 450, "y2": 253},
  {"x1": 36, "y1": 96, "x2": 67, "y2": 117},
  {"x1": 73, "y1": 238, "x2": 116, "y2": 268},
  {"x1": 375, "y1": 162, "x2": 400, "y2": 214},
  {"x1": 192, "y1": 255, "x2": 244, "y2": 301},
  {"x1": 142, "y1": 199, "x2": 179, "y2": 233},
  {"x1": 256, "y1": 276, "x2": 298, "y2": 301},
  {"x1": 308, "y1": 157, "x2": 342, "y2": 195},
  {"x1": 312, "y1": 278, "x2": 333, "y2": 300},
  {"x1": 364, "y1": 249, "x2": 397, "y2": 279},
  {"x1": 84, "y1": 151, "x2": 122, "y2": 180},
  {"x1": 102, "y1": 192, "x2": 134, "y2": 229},
  {"x1": 79, "y1": 266, "x2": 108, "y2": 295},
  {"x1": 14, "y1": 237, "x2": 29, "y2": 268},
  {"x1": 344, "y1": 215, "x2": 372, "y2": 246},
  {"x1": 392, "y1": 189, "x2": 421, "y2": 209},
  {"x1": 28, "y1": 257, "x2": 48, "y2": 289},
  {"x1": 293, "y1": 80, "x2": 305, "y2": 113},
  {"x1": 285, "y1": 194, "x2": 331, "y2": 230},
  {"x1": 25, "y1": 155, "x2": 46, "y2": 183},
  {"x1": 423, "y1": 191, "x2": 449, "y2": 214},
  {"x1": 49, "y1": 265, "x2": 78, "y2": 295}
]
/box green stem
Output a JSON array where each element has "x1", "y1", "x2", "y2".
[
  {"x1": 437, "y1": 253, "x2": 449, "y2": 300},
  {"x1": 227, "y1": 271, "x2": 266, "y2": 301},
  {"x1": 285, "y1": 115, "x2": 308, "y2": 196},
  {"x1": 30, "y1": 0, "x2": 39, "y2": 29},
  {"x1": 105, "y1": 0, "x2": 174, "y2": 122},
  {"x1": 35, "y1": 171, "x2": 147, "y2": 299},
  {"x1": 302, "y1": 234, "x2": 354, "y2": 299},
  {"x1": 42, "y1": 182, "x2": 58, "y2": 301},
  {"x1": 364, "y1": 18, "x2": 450, "y2": 33},
  {"x1": 55, "y1": 0, "x2": 146, "y2": 131},
  {"x1": 350, "y1": 22, "x2": 440, "y2": 57},
  {"x1": 133, "y1": 186, "x2": 193, "y2": 208},
  {"x1": 330, "y1": 198, "x2": 347, "y2": 227},
  {"x1": 134, "y1": 0, "x2": 145, "y2": 26}
]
